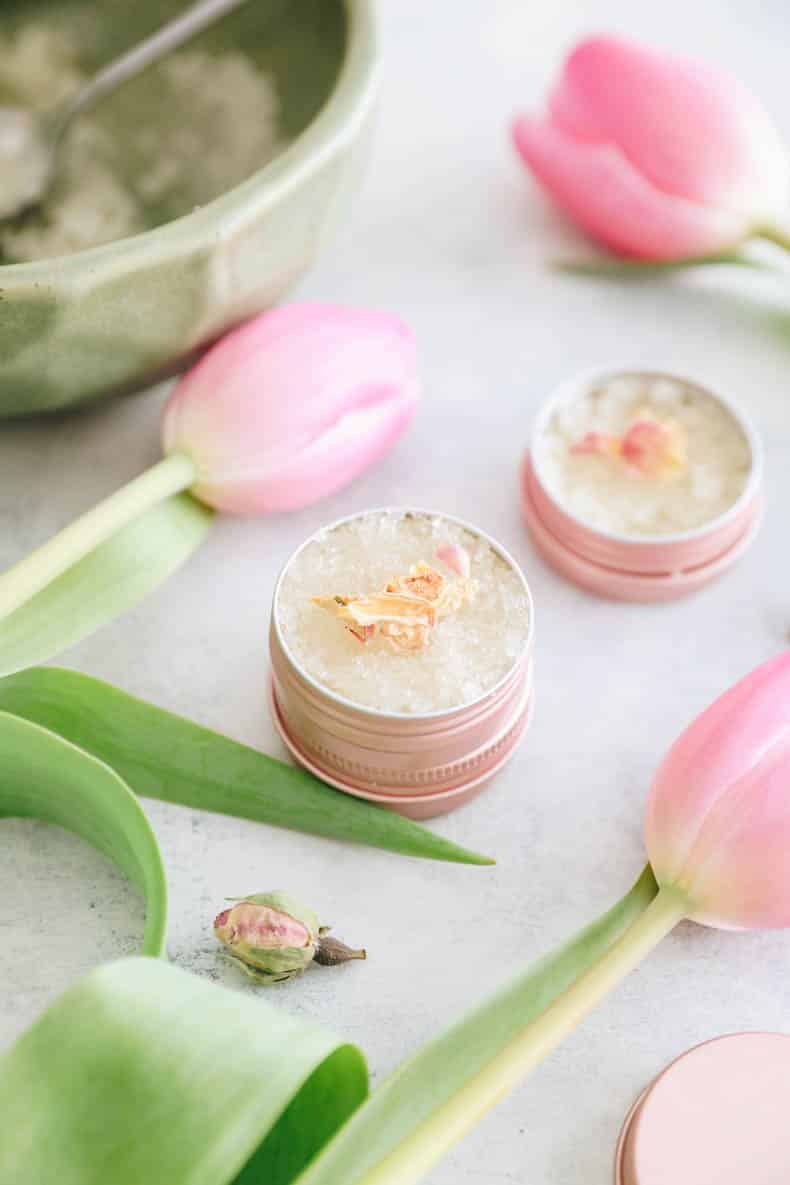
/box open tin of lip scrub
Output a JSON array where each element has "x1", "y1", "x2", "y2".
[
  {"x1": 269, "y1": 508, "x2": 534, "y2": 818},
  {"x1": 614, "y1": 1033, "x2": 790, "y2": 1185},
  {"x1": 521, "y1": 368, "x2": 764, "y2": 602}
]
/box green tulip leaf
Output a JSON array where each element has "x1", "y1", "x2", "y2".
[
  {"x1": 0, "y1": 666, "x2": 493, "y2": 866},
  {"x1": 0, "y1": 690, "x2": 658, "y2": 1185},
  {"x1": 0, "y1": 958, "x2": 368, "y2": 1185},
  {"x1": 0, "y1": 493, "x2": 213, "y2": 678},
  {"x1": 0, "y1": 710, "x2": 167, "y2": 955},
  {"x1": 554, "y1": 250, "x2": 771, "y2": 277},
  {"x1": 292, "y1": 866, "x2": 658, "y2": 1185}
]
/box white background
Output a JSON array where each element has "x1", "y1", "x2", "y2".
[{"x1": 3, "y1": 2, "x2": 790, "y2": 1181}]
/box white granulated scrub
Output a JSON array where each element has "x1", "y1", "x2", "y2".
[
  {"x1": 0, "y1": 26, "x2": 281, "y2": 262},
  {"x1": 276, "y1": 511, "x2": 531, "y2": 715},
  {"x1": 534, "y1": 374, "x2": 752, "y2": 536}
]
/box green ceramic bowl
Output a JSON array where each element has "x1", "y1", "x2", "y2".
[{"x1": 0, "y1": 0, "x2": 377, "y2": 417}]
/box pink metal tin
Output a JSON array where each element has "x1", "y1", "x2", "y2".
[
  {"x1": 268, "y1": 509, "x2": 534, "y2": 819},
  {"x1": 522, "y1": 368, "x2": 764, "y2": 603},
  {"x1": 614, "y1": 1033, "x2": 790, "y2": 1185}
]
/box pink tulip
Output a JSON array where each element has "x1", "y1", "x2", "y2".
[
  {"x1": 512, "y1": 35, "x2": 790, "y2": 259},
  {"x1": 645, "y1": 651, "x2": 790, "y2": 929},
  {"x1": 0, "y1": 303, "x2": 419, "y2": 648},
  {"x1": 162, "y1": 303, "x2": 419, "y2": 514}
]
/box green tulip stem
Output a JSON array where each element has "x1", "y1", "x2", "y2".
[
  {"x1": 0, "y1": 451, "x2": 196, "y2": 621},
  {"x1": 758, "y1": 223, "x2": 790, "y2": 252},
  {"x1": 358, "y1": 884, "x2": 688, "y2": 1185}
]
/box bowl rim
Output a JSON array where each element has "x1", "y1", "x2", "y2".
[
  {"x1": 529, "y1": 365, "x2": 764, "y2": 547},
  {"x1": 271, "y1": 505, "x2": 536, "y2": 723},
  {"x1": 0, "y1": 0, "x2": 378, "y2": 278}
]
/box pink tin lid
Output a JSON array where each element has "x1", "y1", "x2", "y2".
[
  {"x1": 615, "y1": 1033, "x2": 790, "y2": 1185},
  {"x1": 522, "y1": 368, "x2": 764, "y2": 603}
]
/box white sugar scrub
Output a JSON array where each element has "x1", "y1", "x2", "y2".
[
  {"x1": 0, "y1": 26, "x2": 282, "y2": 262},
  {"x1": 276, "y1": 511, "x2": 532, "y2": 715},
  {"x1": 533, "y1": 373, "x2": 755, "y2": 537}
]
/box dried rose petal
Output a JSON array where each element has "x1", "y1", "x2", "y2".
[
  {"x1": 379, "y1": 621, "x2": 432, "y2": 652},
  {"x1": 312, "y1": 560, "x2": 474, "y2": 653},
  {"x1": 346, "y1": 593, "x2": 437, "y2": 628},
  {"x1": 621, "y1": 413, "x2": 687, "y2": 478},
  {"x1": 435, "y1": 543, "x2": 471, "y2": 580},
  {"x1": 569, "y1": 430, "x2": 622, "y2": 458}
]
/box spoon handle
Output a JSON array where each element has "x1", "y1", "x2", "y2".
[{"x1": 56, "y1": 0, "x2": 250, "y2": 130}]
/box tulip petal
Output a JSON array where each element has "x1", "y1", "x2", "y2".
[
  {"x1": 549, "y1": 36, "x2": 790, "y2": 220},
  {"x1": 513, "y1": 114, "x2": 746, "y2": 259},
  {"x1": 645, "y1": 652, "x2": 790, "y2": 929},
  {"x1": 205, "y1": 384, "x2": 417, "y2": 514},
  {"x1": 162, "y1": 304, "x2": 419, "y2": 514}
]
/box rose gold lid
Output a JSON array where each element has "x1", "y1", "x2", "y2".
[
  {"x1": 615, "y1": 1033, "x2": 790, "y2": 1185},
  {"x1": 269, "y1": 508, "x2": 534, "y2": 818},
  {"x1": 523, "y1": 369, "x2": 764, "y2": 603}
]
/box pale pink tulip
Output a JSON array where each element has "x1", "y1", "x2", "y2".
[
  {"x1": 645, "y1": 651, "x2": 790, "y2": 930},
  {"x1": 512, "y1": 35, "x2": 790, "y2": 259},
  {"x1": 162, "y1": 303, "x2": 419, "y2": 514}
]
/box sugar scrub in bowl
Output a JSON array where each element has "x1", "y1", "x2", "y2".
[
  {"x1": 270, "y1": 510, "x2": 534, "y2": 818},
  {"x1": 521, "y1": 369, "x2": 763, "y2": 602},
  {"x1": 0, "y1": 0, "x2": 376, "y2": 415}
]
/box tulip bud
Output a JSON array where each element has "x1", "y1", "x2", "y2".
[
  {"x1": 213, "y1": 891, "x2": 366, "y2": 984},
  {"x1": 645, "y1": 652, "x2": 790, "y2": 930},
  {"x1": 162, "y1": 303, "x2": 419, "y2": 515},
  {"x1": 512, "y1": 35, "x2": 790, "y2": 260}
]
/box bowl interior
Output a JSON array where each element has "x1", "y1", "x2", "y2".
[{"x1": 0, "y1": 0, "x2": 347, "y2": 248}]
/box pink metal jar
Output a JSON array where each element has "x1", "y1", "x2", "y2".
[
  {"x1": 269, "y1": 509, "x2": 534, "y2": 819},
  {"x1": 521, "y1": 368, "x2": 764, "y2": 602}
]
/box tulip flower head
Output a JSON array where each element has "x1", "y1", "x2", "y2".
[
  {"x1": 512, "y1": 35, "x2": 790, "y2": 259},
  {"x1": 163, "y1": 303, "x2": 419, "y2": 514},
  {"x1": 645, "y1": 651, "x2": 790, "y2": 930},
  {"x1": 0, "y1": 303, "x2": 419, "y2": 664}
]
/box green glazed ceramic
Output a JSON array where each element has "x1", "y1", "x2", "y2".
[{"x1": 0, "y1": 0, "x2": 377, "y2": 417}]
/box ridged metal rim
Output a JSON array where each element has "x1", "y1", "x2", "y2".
[{"x1": 270, "y1": 676, "x2": 534, "y2": 801}]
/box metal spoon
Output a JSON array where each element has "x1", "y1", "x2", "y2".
[{"x1": 0, "y1": 0, "x2": 250, "y2": 222}]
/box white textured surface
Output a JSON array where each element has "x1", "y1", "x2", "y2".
[{"x1": 3, "y1": 2, "x2": 790, "y2": 1182}]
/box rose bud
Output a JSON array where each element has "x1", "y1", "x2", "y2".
[
  {"x1": 213, "y1": 891, "x2": 366, "y2": 985},
  {"x1": 512, "y1": 35, "x2": 790, "y2": 260}
]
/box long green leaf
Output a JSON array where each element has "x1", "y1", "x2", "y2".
[
  {"x1": 0, "y1": 493, "x2": 212, "y2": 677},
  {"x1": 293, "y1": 866, "x2": 658, "y2": 1185},
  {"x1": 0, "y1": 958, "x2": 368, "y2": 1185},
  {"x1": 0, "y1": 710, "x2": 167, "y2": 955},
  {"x1": 0, "y1": 667, "x2": 493, "y2": 866}
]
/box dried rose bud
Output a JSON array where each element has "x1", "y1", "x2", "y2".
[{"x1": 213, "y1": 891, "x2": 365, "y2": 985}]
